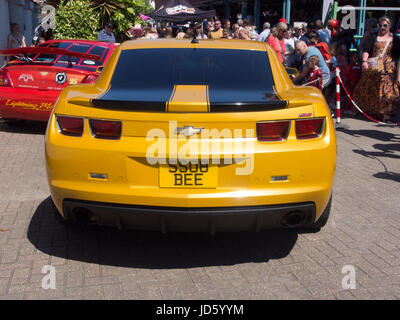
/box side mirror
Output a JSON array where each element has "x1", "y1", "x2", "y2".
[{"x1": 285, "y1": 67, "x2": 299, "y2": 76}]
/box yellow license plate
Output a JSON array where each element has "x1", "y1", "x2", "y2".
[{"x1": 159, "y1": 163, "x2": 217, "y2": 188}]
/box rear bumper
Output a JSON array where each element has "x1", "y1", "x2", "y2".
[
  {"x1": 62, "y1": 199, "x2": 317, "y2": 233},
  {"x1": 0, "y1": 87, "x2": 59, "y2": 121}
]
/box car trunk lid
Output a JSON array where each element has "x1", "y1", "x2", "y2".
[{"x1": 6, "y1": 65, "x2": 90, "y2": 91}]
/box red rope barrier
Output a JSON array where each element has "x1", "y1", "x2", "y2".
[
  {"x1": 301, "y1": 69, "x2": 336, "y2": 86},
  {"x1": 338, "y1": 74, "x2": 400, "y2": 126}
]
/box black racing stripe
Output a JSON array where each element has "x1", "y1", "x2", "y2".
[
  {"x1": 91, "y1": 99, "x2": 165, "y2": 112},
  {"x1": 210, "y1": 101, "x2": 288, "y2": 112},
  {"x1": 91, "y1": 99, "x2": 287, "y2": 113},
  {"x1": 208, "y1": 88, "x2": 287, "y2": 112},
  {"x1": 92, "y1": 87, "x2": 173, "y2": 112}
]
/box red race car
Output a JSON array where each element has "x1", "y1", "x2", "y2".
[{"x1": 0, "y1": 39, "x2": 118, "y2": 122}]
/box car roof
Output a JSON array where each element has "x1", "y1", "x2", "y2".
[
  {"x1": 43, "y1": 39, "x2": 118, "y2": 48},
  {"x1": 119, "y1": 39, "x2": 267, "y2": 51}
]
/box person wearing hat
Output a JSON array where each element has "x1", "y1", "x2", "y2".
[{"x1": 98, "y1": 22, "x2": 116, "y2": 42}]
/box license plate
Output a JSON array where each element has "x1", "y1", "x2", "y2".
[{"x1": 159, "y1": 163, "x2": 217, "y2": 188}]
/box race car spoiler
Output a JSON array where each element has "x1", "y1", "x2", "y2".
[{"x1": 0, "y1": 47, "x2": 101, "y2": 61}]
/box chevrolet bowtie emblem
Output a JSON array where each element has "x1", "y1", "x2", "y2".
[{"x1": 175, "y1": 125, "x2": 204, "y2": 137}]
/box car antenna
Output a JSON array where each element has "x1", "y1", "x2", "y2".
[
  {"x1": 191, "y1": 20, "x2": 199, "y2": 44},
  {"x1": 191, "y1": 35, "x2": 199, "y2": 44}
]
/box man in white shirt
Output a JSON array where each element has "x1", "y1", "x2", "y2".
[
  {"x1": 97, "y1": 22, "x2": 116, "y2": 42},
  {"x1": 257, "y1": 22, "x2": 271, "y2": 42}
]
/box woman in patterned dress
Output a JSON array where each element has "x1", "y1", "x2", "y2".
[{"x1": 353, "y1": 16, "x2": 400, "y2": 122}]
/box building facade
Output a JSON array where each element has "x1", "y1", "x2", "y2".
[{"x1": 0, "y1": 0, "x2": 40, "y2": 65}]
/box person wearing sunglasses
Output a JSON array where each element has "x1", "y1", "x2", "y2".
[
  {"x1": 353, "y1": 16, "x2": 400, "y2": 123},
  {"x1": 210, "y1": 20, "x2": 223, "y2": 39}
]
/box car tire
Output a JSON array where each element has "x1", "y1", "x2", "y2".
[{"x1": 308, "y1": 195, "x2": 332, "y2": 230}]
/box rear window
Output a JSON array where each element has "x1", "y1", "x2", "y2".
[
  {"x1": 57, "y1": 44, "x2": 92, "y2": 65},
  {"x1": 81, "y1": 46, "x2": 109, "y2": 66},
  {"x1": 107, "y1": 48, "x2": 277, "y2": 106},
  {"x1": 31, "y1": 42, "x2": 105, "y2": 67},
  {"x1": 113, "y1": 48, "x2": 273, "y2": 89},
  {"x1": 93, "y1": 48, "x2": 285, "y2": 112},
  {"x1": 34, "y1": 42, "x2": 72, "y2": 62}
]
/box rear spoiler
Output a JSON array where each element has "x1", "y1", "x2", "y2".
[
  {"x1": 0, "y1": 47, "x2": 101, "y2": 61},
  {"x1": 91, "y1": 99, "x2": 288, "y2": 112}
]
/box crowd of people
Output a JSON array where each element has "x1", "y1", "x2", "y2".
[{"x1": 6, "y1": 14, "x2": 400, "y2": 123}]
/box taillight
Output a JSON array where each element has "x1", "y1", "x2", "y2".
[
  {"x1": 81, "y1": 74, "x2": 99, "y2": 84},
  {"x1": 89, "y1": 119, "x2": 121, "y2": 139},
  {"x1": 0, "y1": 69, "x2": 12, "y2": 87},
  {"x1": 256, "y1": 121, "x2": 290, "y2": 142},
  {"x1": 57, "y1": 115, "x2": 84, "y2": 137},
  {"x1": 295, "y1": 118, "x2": 325, "y2": 139}
]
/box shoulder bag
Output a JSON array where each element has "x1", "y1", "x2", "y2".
[{"x1": 367, "y1": 37, "x2": 391, "y2": 71}]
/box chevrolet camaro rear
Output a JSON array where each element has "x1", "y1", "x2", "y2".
[{"x1": 45, "y1": 40, "x2": 336, "y2": 233}]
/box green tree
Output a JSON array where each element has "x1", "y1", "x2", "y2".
[
  {"x1": 91, "y1": 0, "x2": 153, "y2": 41},
  {"x1": 53, "y1": 0, "x2": 100, "y2": 40}
]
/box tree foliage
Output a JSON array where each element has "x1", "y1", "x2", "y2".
[
  {"x1": 52, "y1": 0, "x2": 153, "y2": 42},
  {"x1": 91, "y1": 0, "x2": 153, "y2": 41},
  {"x1": 53, "y1": 0, "x2": 100, "y2": 40}
]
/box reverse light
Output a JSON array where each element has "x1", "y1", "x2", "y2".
[
  {"x1": 82, "y1": 74, "x2": 99, "y2": 84},
  {"x1": 89, "y1": 119, "x2": 121, "y2": 139},
  {"x1": 0, "y1": 69, "x2": 12, "y2": 87},
  {"x1": 57, "y1": 115, "x2": 84, "y2": 137},
  {"x1": 295, "y1": 118, "x2": 325, "y2": 140},
  {"x1": 256, "y1": 121, "x2": 290, "y2": 142}
]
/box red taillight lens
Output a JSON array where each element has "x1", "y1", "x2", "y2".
[
  {"x1": 89, "y1": 119, "x2": 121, "y2": 139},
  {"x1": 57, "y1": 115, "x2": 84, "y2": 137},
  {"x1": 0, "y1": 69, "x2": 12, "y2": 87},
  {"x1": 256, "y1": 121, "x2": 290, "y2": 142},
  {"x1": 295, "y1": 118, "x2": 325, "y2": 139},
  {"x1": 81, "y1": 74, "x2": 99, "y2": 84}
]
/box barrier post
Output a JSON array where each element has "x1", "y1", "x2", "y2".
[{"x1": 336, "y1": 67, "x2": 341, "y2": 124}]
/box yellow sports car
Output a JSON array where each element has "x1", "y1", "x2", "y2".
[{"x1": 45, "y1": 39, "x2": 336, "y2": 233}]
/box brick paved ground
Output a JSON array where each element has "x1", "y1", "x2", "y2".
[{"x1": 0, "y1": 117, "x2": 399, "y2": 300}]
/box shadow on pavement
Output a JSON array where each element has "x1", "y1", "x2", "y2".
[
  {"x1": 353, "y1": 148, "x2": 400, "y2": 160},
  {"x1": 373, "y1": 143, "x2": 400, "y2": 154},
  {"x1": 27, "y1": 197, "x2": 302, "y2": 269},
  {"x1": 339, "y1": 128, "x2": 400, "y2": 142},
  {"x1": 352, "y1": 143, "x2": 400, "y2": 183},
  {"x1": 0, "y1": 120, "x2": 47, "y2": 135},
  {"x1": 373, "y1": 171, "x2": 400, "y2": 183}
]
